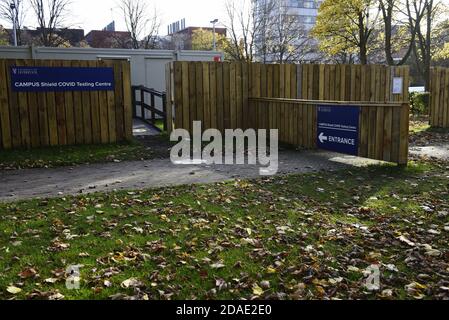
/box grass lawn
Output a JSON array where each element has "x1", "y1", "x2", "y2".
[
  {"x1": 0, "y1": 160, "x2": 448, "y2": 300},
  {"x1": 0, "y1": 140, "x2": 155, "y2": 170}
]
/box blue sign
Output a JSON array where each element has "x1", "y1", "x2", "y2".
[
  {"x1": 317, "y1": 105, "x2": 360, "y2": 156},
  {"x1": 10, "y1": 66, "x2": 115, "y2": 92}
]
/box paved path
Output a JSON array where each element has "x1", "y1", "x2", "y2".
[
  {"x1": 133, "y1": 119, "x2": 161, "y2": 136},
  {"x1": 0, "y1": 150, "x2": 379, "y2": 202},
  {"x1": 409, "y1": 143, "x2": 449, "y2": 161}
]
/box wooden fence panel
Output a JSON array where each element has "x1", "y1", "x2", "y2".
[
  {"x1": 430, "y1": 67, "x2": 449, "y2": 128},
  {"x1": 0, "y1": 58, "x2": 132, "y2": 150},
  {"x1": 166, "y1": 62, "x2": 410, "y2": 164}
]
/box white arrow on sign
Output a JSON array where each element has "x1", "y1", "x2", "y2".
[{"x1": 319, "y1": 132, "x2": 328, "y2": 143}]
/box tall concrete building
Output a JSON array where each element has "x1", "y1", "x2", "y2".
[
  {"x1": 253, "y1": 0, "x2": 323, "y2": 63},
  {"x1": 281, "y1": 0, "x2": 322, "y2": 30}
]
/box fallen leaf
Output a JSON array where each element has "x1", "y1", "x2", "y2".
[{"x1": 7, "y1": 286, "x2": 22, "y2": 294}]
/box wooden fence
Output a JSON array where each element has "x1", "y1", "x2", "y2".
[
  {"x1": 166, "y1": 62, "x2": 410, "y2": 164},
  {"x1": 0, "y1": 59, "x2": 133, "y2": 150},
  {"x1": 430, "y1": 67, "x2": 449, "y2": 128}
]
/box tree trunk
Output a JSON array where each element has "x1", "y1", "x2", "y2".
[{"x1": 358, "y1": 14, "x2": 368, "y2": 65}]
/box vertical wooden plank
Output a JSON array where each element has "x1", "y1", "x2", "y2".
[
  {"x1": 284, "y1": 64, "x2": 291, "y2": 139},
  {"x1": 21, "y1": 60, "x2": 39, "y2": 148},
  {"x1": 43, "y1": 60, "x2": 58, "y2": 146},
  {"x1": 308, "y1": 65, "x2": 315, "y2": 147},
  {"x1": 273, "y1": 64, "x2": 280, "y2": 134},
  {"x1": 174, "y1": 61, "x2": 183, "y2": 130},
  {"x1": 391, "y1": 106, "x2": 401, "y2": 163},
  {"x1": 340, "y1": 64, "x2": 346, "y2": 100},
  {"x1": 438, "y1": 67, "x2": 445, "y2": 127},
  {"x1": 6, "y1": 60, "x2": 22, "y2": 147},
  {"x1": 15, "y1": 60, "x2": 31, "y2": 147},
  {"x1": 80, "y1": 60, "x2": 92, "y2": 144},
  {"x1": 319, "y1": 64, "x2": 325, "y2": 100},
  {"x1": 294, "y1": 65, "x2": 301, "y2": 146},
  {"x1": 235, "y1": 62, "x2": 243, "y2": 129},
  {"x1": 229, "y1": 62, "x2": 237, "y2": 129},
  {"x1": 435, "y1": 68, "x2": 441, "y2": 127},
  {"x1": 350, "y1": 65, "x2": 356, "y2": 102},
  {"x1": 195, "y1": 62, "x2": 204, "y2": 126},
  {"x1": 114, "y1": 61, "x2": 125, "y2": 141},
  {"x1": 290, "y1": 65, "x2": 297, "y2": 145},
  {"x1": 301, "y1": 65, "x2": 308, "y2": 147},
  {"x1": 188, "y1": 62, "x2": 197, "y2": 124},
  {"x1": 121, "y1": 60, "x2": 133, "y2": 141},
  {"x1": 96, "y1": 60, "x2": 109, "y2": 143},
  {"x1": 210, "y1": 62, "x2": 218, "y2": 129},
  {"x1": 53, "y1": 60, "x2": 67, "y2": 146},
  {"x1": 443, "y1": 69, "x2": 449, "y2": 128},
  {"x1": 383, "y1": 106, "x2": 393, "y2": 162},
  {"x1": 223, "y1": 63, "x2": 230, "y2": 129},
  {"x1": 61, "y1": 60, "x2": 75, "y2": 145},
  {"x1": 216, "y1": 62, "x2": 225, "y2": 132},
  {"x1": 334, "y1": 64, "x2": 341, "y2": 101},
  {"x1": 329, "y1": 65, "x2": 336, "y2": 101},
  {"x1": 70, "y1": 60, "x2": 84, "y2": 144},
  {"x1": 181, "y1": 61, "x2": 191, "y2": 132},
  {"x1": 267, "y1": 64, "x2": 274, "y2": 130},
  {"x1": 165, "y1": 62, "x2": 174, "y2": 134},
  {"x1": 0, "y1": 60, "x2": 12, "y2": 149},
  {"x1": 254, "y1": 63, "x2": 261, "y2": 129},
  {"x1": 398, "y1": 103, "x2": 410, "y2": 164},
  {"x1": 203, "y1": 62, "x2": 211, "y2": 130}
]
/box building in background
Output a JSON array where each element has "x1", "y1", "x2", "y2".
[
  {"x1": 253, "y1": 0, "x2": 323, "y2": 63},
  {"x1": 281, "y1": 0, "x2": 322, "y2": 30},
  {"x1": 166, "y1": 26, "x2": 227, "y2": 50},
  {"x1": 85, "y1": 30, "x2": 132, "y2": 48}
]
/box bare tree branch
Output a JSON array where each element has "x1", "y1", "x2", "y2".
[
  {"x1": 119, "y1": 0, "x2": 160, "y2": 49},
  {"x1": 29, "y1": 0, "x2": 71, "y2": 47}
]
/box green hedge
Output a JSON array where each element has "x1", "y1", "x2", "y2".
[{"x1": 409, "y1": 92, "x2": 430, "y2": 115}]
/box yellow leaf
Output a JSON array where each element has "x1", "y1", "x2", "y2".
[
  {"x1": 267, "y1": 267, "x2": 277, "y2": 274},
  {"x1": 7, "y1": 286, "x2": 22, "y2": 294},
  {"x1": 252, "y1": 284, "x2": 264, "y2": 296}
]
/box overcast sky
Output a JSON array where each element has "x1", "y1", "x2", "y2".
[
  {"x1": 12, "y1": 0, "x2": 449, "y2": 35},
  {"x1": 22, "y1": 0, "x2": 227, "y2": 34}
]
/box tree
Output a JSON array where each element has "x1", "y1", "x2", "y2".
[
  {"x1": 120, "y1": 0, "x2": 160, "y2": 49},
  {"x1": 378, "y1": 0, "x2": 424, "y2": 66},
  {"x1": 0, "y1": 0, "x2": 26, "y2": 45},
  {"x1": 312, "y1": 0, "x2": 379, "y2": 64},
  {"x1": 0, "y1": 24, "x2": 8, "y2": 45},
  {"x1": 265, "y1": 6, "x2": 317, "y2": 63},
  {"x1": 29, "y1": 0, "x2": 71, "y2": 47},
  {"x1": 223, "y1": 0, "x2": 266, "y2": 61},
  {"x1": 410, "y1": 0, "x2": 445, "y2": 90},
  {"x1": 191, "y1": 28, "x2": 228, "y2": 51}
]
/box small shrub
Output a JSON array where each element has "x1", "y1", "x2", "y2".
[{"x1": 409, "y1": 92, "x2": 430, "y2": 115}]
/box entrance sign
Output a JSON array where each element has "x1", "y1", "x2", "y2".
[
  {"x1": 317, "y1": 105, "x2": 360, "y2": 156},
  {"x1": 10, "y1": 66, "x2": 115, "y2": 92}
]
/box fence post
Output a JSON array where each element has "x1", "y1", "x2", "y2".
[
  {"x1": 131, "y1": 86, "x2": 136, "y2": 118},
  {"x1": 150, "y1": 89, "x2": 156, "y2": 124},
  {"x1": 162, "y1": 93, "x2": 167, "y2": 132},
  {"x1": 140, "y1": 89, "x2": 145, "y2": 121}
]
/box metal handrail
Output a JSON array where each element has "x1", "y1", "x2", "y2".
[{"x1": 132, "y1": 85, "x2": 167, "y2": 132}]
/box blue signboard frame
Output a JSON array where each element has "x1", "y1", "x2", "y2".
[
  {"x1": 317, "y1": 105, "x2": 360, "y2": 156},
  {"x1": 10, "y1": 66, "x2": 115, "y2": 92}
]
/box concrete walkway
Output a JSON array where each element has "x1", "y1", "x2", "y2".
[
  {"x1": 133, "y1": 119, "x2": 161, "y2": 136},
  {"x1": 0, "y1": 150, "x2": 380, "y2": 202},
  {"x1": 409, "y1": 143, "x2": 449, "y2": 161}
]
